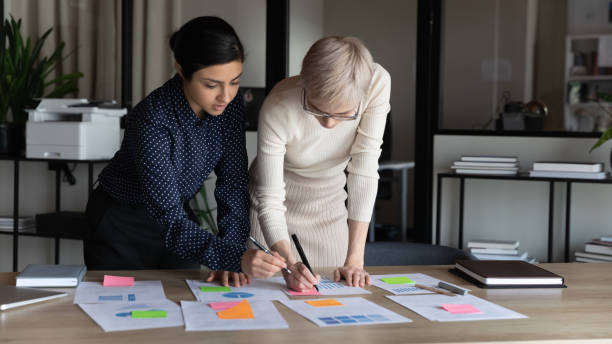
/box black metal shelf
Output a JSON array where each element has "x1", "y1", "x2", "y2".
[
  {"x1": 0, "y1": 229, "x2": 84, "y2": 240},
  {"x1": 4, "y1": 156, "x2": 110, "y2": 272},
  {"x1": 435, "y1": 171, "x2": 612, "y2": 263}
]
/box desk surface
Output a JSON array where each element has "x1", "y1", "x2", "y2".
[{"x1": 1, "y1": 263, "x2": 611, "y2": 344}]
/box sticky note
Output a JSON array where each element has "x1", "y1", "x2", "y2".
[
  {"x1": 103, "y1": 275, "x2": 135, "y2": 287},
  {"x1": 200, "y1": 286, "x2": 232, "y2": 292},
  {"x1": 287, "y1": 288, "x2": 320, "y2": 296},
  {"x1": 216, "y1": 300, "x2": 254, "y2": 319},
  {"x1": 380, "y1": 277, "x2": 415, "y2": 285},
  {"x1": 305, "y1": 299, "x2": 344, "y2": 307},
  {"x1": 441, "y1": 304, "x2": 483, "y2": 314},
  {"x1": 208, "y1": 301, "x2": 241, "y2": 311},
  {"x1": 131, "y1": 310, "x2": 167, "y2": 318}
]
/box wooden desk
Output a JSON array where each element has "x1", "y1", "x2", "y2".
[{"x1": 1, "y1": 263, "x2": 611, "y2": 344}]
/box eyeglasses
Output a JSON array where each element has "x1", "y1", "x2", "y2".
[{"x1": 302, "y1": 89, "x2": 360, "y2": 121}]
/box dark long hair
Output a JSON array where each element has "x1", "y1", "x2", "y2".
[{"x1": 169, "y1": 16, "x2": 244, "y2": 80}]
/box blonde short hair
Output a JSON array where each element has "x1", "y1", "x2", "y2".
[{"x1": 301, "y1": 36, "x2": 374, "y2": 107}]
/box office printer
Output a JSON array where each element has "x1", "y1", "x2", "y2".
[{"x1": 25, "y1": 98, "x2": 127, "y2": 160}]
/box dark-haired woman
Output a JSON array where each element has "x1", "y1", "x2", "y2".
[{"x1": 84, "y1": 16, "x2": 286, "y2": 286}]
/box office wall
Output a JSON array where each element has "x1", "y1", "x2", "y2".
[
  {"x1": 568, "y1": 0, "x2": 612, "y2": 35},
  {"x1": 434, "y1": 135, "x2": 612, "y2": 262},
  {"x1": 288, "y1": 0, "x2": 324, "y2": 77},
  {"x1": 441, "y1": 0, "x2": 536, "y2": 130},
  {"x1": 322, "y1": 0, "x2": 417, "y2": 232}
]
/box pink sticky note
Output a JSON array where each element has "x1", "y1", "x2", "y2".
[
  {"x1": 208, "y1": 301, "x2": 242, "y2": 311},
  {"x1": 287, "y1": 288, "x2": 321, "y2": 296},
  {"x1": 441, "y1": 304, "x2": 483, "y2": 314},
  {"x1": 103, "y1": 275, "x2": 135, "y2": 287}
]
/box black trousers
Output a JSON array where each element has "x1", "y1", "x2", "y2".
[{"x1": 84, "y1": 187, "x2": 200, "y2": 270}]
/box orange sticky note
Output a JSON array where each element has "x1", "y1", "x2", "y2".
[
  {"x1": 441, "y1": 304, "x2": 483, "y2": 314},
  {"x1": 216, "y1": 300, "x2": 254, "y2": 319},
  {"x1": 103, "y1": 275, "x2": 134, "y2": 287},
  {"x1": 209, "y1": 301, "x2": 242, "y2": 311},
  {"x1": 288, "y1": 288, "x2": 320, "y2": 296},
  {"x1": 304, "y1": 299, "x2": 344, "y2": 307}
]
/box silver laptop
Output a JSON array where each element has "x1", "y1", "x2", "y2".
[{"x1": 0, "y1": 285, "x2": 67, "y2": 311}]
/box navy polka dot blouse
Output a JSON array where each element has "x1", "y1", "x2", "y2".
[{"x1": 98, "y1": 74, "x2": 250, "y2": 272}]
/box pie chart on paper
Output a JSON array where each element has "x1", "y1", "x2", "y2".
[{"x1": 222, "y1": 292, "x2": 254, "y2": 299}]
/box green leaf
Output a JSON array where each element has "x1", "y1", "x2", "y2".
[
  {"x1": 0, "y1": 15, "x2": 83, "y2": 123},
  {"x1": 590, "y1": 127, "x2": 612, "y2": 153}
]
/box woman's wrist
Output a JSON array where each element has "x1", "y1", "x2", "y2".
[{"x1": 344, "y1": 255, "x2": 364, "y2": 268}]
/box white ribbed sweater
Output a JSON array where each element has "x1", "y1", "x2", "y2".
[{"x1": 254, "y1": 63, "x2": 391, "y2": 250}]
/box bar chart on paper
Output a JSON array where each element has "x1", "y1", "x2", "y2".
[
  {"x1": 371, "y1": 273, "x2": 443, "y2": 295},
  {"x1": 279, "y1": 297, "x2": 411, "y2": 328},
  {"x1": 270, "y1": 277, "x2": 371, "y2": 296},
  {"x1": 74, "y1": 281, "x2": 166, "y2": 304}
]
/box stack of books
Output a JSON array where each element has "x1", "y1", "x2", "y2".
[
  {"x1": 467, "y1": 239, "x2": 534, "y2": 262},
  {"x1": 529, "y1": 161, "x2": 608, "y2": 180},
  {"x1": 575, "y1": 235, "x2": 612, "y2": 262},
  {"x1": 451, "y1": 156, "x2": 519, "y2": 175},
  {"x1": 0, "y1": 216, "x2": 35, "y2": 233}
]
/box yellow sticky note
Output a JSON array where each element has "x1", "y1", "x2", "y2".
[
  {"x1": 216, "y1": 299, "x2": 254, "y2": 319},
  {"x1": 304, "y1": 299, "x2": 344, "y2": 307}
]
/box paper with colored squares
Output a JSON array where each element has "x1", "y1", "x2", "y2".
[
  {"x1": 268, "y1": 277, "x2": 371, "y2": 296},
  {"x1": 370, "y1": 273, "x2": 443, "y2": 295},
  {"x1": 386, "y1": 294, "x2": 527, "y2": 321},
  {"x1": 78, "y1": 299, "x2": 183, "y2": 332},
  {"x1": 74, "y1": 281, "x2": 166, "y2": 304},
  {"x1": 279, "y1": 297, "x2": 411, "y2": 327},
  {"x1": 185, "y1": 279, "x2": 288, "y2": 302},
  {"x1": 181, "y1": 300, "x2": 288, "y2": 331}
]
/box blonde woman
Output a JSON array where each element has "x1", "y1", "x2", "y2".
[{"x1": 249, "y1": 36, "x2": 391, "y2": 291}]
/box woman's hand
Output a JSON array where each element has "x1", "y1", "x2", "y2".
[
  {"x1": 206, "y1": 270, "x2": 251, "y2": 287},
  {"x1": 333, "y1": 265, "x2": 370, "y2": 287},
  {"x1": 240, "y1": 249, "x2": 287, "y2": 279},
  {"x1": 284, "y1": 262, "x2": 320, "y2": 292}
]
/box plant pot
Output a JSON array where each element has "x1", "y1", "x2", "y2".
[{"x1": 0, "y1": 123, "x2": 25, "y2": 156}]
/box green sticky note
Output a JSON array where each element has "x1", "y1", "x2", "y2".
[
  {"x1": 131, "y1": 310, "x2": 167, "y2": 318},
  {"x1": 200, "y1": 286, "x2": 232, "y2": 292},
  {"x1": 380, "y1": 277, "x2": 415, "y2": 285}
]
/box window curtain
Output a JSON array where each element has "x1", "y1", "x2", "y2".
[
  {"x1": 8, "y1": 0, "x2": 182, "y2": 104},
  {"x1": 9, "y1": 0, "x2": 122, "y2": 102}
]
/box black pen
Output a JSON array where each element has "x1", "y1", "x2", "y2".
[
  {"x1": 291, "y1": 234, "x2": 319, "y2": 292},
  {"x1": 248, "y1": 236, "x2": 291, "y2": 275}
]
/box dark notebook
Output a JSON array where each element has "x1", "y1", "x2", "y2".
[{"x1": 451, "y1": 260, "x2": 566, "y2": 288}]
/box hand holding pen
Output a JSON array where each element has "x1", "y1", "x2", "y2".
[
  {"x1": 291, "y1": 234, "x2": 320, "y2": 292},
  {"x1": 241, "y1": 237, "x2": 288, "y2": 279}
]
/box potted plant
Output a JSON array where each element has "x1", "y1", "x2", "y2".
[
  {"x1": 588, "y1": 92, "x2": 612, "y2": 170},
  {"x1": 0, "y1": 16, "x2": 83, "y2": 155}
]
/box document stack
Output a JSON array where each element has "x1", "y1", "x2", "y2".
[
  {"x1": 467, "y1": 239, "x2": 534, "y2": 262},
  {"x1": 451, "y1": 156, "x2": 519, "y2": 175},
  {"x1": 0, "y1": 216, "x2": 35, "y2": 233},
  {"x1": 575, "y1": 234, "x2": 612, "y2": 262},
  {"x1": 529, "y1": 161, "x2": 608, "y2": 179}
]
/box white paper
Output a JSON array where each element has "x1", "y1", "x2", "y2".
[
  {"x1": 74, "y1": 281, "x2": 166, "y2": 304},
  {"x1": 370, "y1": 273, "x2": 443, "y2": 295},
  {"x1": 181, "y1": 300, "x2": 289, "y2": 331},
  {"x1": 279, "y1": 297, "x2": 411, "y2": 327},
  {"x1": 598, "y1": 36, "x2": 612, "y2": 67},
  {"x1": 268, "y1": 277, "x2": 371, "y2": 296},
  {"x1": 186, "y1": 279, "x2": 288, "y2": 302},
  {"x1": 386, "y1": 294, "x2": 527, "y2": 322},
  {"x1": 78, "y1": 299, "x2": 184, "y2": 332}
]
